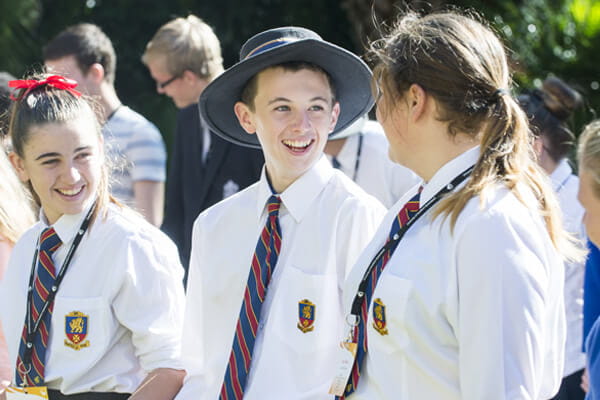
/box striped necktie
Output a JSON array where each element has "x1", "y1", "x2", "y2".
[
  {"x1": 16, "y1": 227, "x2": 62, "y2": 386},
  {"x1": 220, "y1": 195, "x2": 282, "y2": 400},
  {"x1": 339, "y1": 191, "x2": 421, "y2": 399}
]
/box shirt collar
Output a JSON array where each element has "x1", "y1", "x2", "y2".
[
  {"x1": 420, "y1": 146, "x2": 480, "y2": 204},
  {"x1": 550, "y1": 159, "x2": 573, "y2": 190},
  {"x1": 39, "y1": 199, "x2": 96, "y2": 245},
  {"x1": 256, "y1": 156, "x2": 334, "y2": 223}
]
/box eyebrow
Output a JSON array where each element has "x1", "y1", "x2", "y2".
[
  {"x1": 267, "y1": 96, "x2": 330, "y2": 105},
  {"x1": 35, "y1": 146, "x2": 92, "y2": 161}
]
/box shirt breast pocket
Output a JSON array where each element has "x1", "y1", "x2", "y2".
[
  {"x1": 48, "y1": 296, "x2": 110, "y2": 366},
  {"x1": 368, "y1": 274, "x2": 413, "y2": 355},
  {"x1": 270, "y1": 264, "x2": 341, "y2": 353}
]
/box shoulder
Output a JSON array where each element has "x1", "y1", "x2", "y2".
[
  {"x1": 451, "y1": 185, "x2": 551, "y2": 249},
  {"x1": 194, "y1": 183, "x2": 259, "y2": 230},
  {"x1": 94, "y1": 204, "x2": 177, "y2": 256},
  {"x1": 177, "y1": 104, "x2": 200, "y2": 124},
  {"x1": 112, "y1": 106, "x2": 163, "y2": 141},
  {"x1": 324, "y1": 171, "x2": 387, "y2": 215},
  {"x1": 10, "y1": 221, "x2": 43, "y2": 259}
]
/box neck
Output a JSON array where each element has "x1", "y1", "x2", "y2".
[
  {"x1": 415, "y1": 135, "x2": 478, "y2": 182},
  {"x1": 323, "y1": 137, "x2": 348, "y2": 157},
  {"x1": 97, "y1": 83, "x2": 122, "y2": 121},
  {"x1": 541, "y1": 156, "x2": 559, "y2": 175}
]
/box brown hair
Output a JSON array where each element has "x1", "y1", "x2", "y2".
[
  {"x1": 9, "y1": 73, "x2": 119, "y2": 226},
  {"x1": 240, "y1": 61, "x2": 336, "y2": 111},
  {"x1": 518, "y1": 76, "x2": 583, "y2": 162},
  {"x1": 578, "y1": 119, "x2": 600, "y2": 198},
  {"x1": 371, "y1": 11, "x2": 566, "y2": 250},
  {"x1": 43, "y1": 23, "x2": 117, "y2": 85}
]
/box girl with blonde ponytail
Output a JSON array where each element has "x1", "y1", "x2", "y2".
[{"x1": 339, "y1": 10, "x2": 569, "y2": 400}]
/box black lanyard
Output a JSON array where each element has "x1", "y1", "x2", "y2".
[
  {"x1": 351, "y1": 133, "x2": 364, "y2": 182},
  {"x1": 349, "y1": 166, "x2": 474, "y2": 319},
  {"x1": 21, "y1": 202, "x2": 96, "y2": 367}
]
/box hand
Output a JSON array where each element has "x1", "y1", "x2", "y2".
[{"x1": 581, "y1": 367, "x2": 589, "y2": 393}]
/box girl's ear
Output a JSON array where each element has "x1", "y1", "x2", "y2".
[
  {"x1": 8, "y1": 151, "x2": 30, "y2": 182},
  {"x1": 407, "y1": 83, "x2": 428, "y2": 122}
]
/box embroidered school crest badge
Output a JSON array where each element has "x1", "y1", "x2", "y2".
[
  {"x1": 372, "y1": 298, "x2": 389, "y2": 335},
  {"x1": 64, "y1": 311, "x2": 90, "y2": 350},
  {"x1": 297, "y1": 299, "x2": 315, "y2": 333}
]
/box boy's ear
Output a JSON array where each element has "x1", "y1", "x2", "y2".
[
  {"x1": 87, "y1": 63, "x2": 105, "y2": 85},
  {"x1": 8, "y1": 151, "x2": 29, "y2": 182},
  {"x1": 234, "y1": 101, "x2": 257, "y2": 135},
  {"x1": 328, "y1": 102, "x2": 341, "y2": 133}
]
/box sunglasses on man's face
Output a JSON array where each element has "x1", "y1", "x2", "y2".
[{"x1": 157, "y1": 73, "x2": 182, "y2": 90}]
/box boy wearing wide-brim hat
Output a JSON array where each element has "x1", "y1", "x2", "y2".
[{"x1": 176, "y1": 27, "x2": 386, "y2": 400}]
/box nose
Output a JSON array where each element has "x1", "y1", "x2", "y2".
[
  {"x1": 292, "y1": 111, "x2": 312, "y2": 132},
  {"x1": 63, "y1": 162, "x2": 82, "y2": 183}
]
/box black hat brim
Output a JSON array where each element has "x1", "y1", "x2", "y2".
[{"x1": 199, "y1": 38, "x2": 374, "y2": 149}]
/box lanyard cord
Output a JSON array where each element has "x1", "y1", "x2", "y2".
[
  {"x1": 351, "y1": 133, "x2": 364, "y2": 182},
  {"x1": 349, "y1": 166, "x2": 474, "y2": 319},
  {"x1": 22, "y1": 201, "x2": 96, "y2": 364}
]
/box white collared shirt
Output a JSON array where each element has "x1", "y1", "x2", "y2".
[
  {"x1": 0, "y1": 202, "x2": 185, "y2": 394},
  {"x1": 330, "y1": 120, "x2": 420, "y2": 208},
  {"x1": 551, "y1": 159, "x2": 586, "y2": 376},
  {"x1": 176, "y1": 157, "x2": 386, "y2": 400},
  {"x1": 343, "y1": 147, "x2": 566, "y2": 400}
]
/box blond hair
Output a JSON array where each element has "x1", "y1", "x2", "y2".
[
  {"x1": 0, "y1": 150, "x2": 35, "y2": 244},
  {"x1": 142, "y1": 15, "x2": 224, "y2": 81},
  {"x1": 578, "y1": 120, "x2": 600, "y2": 198},
  {"x1": 371, "y1": 11, "x2": 567, "y2": 253}
]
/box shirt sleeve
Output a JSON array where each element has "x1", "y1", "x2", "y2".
[
  {"x1": 125, "y1": 119, "x2": 167, "y2": 183},
  {"x1": 111, "y1": 228, "x2": 185, "y2": 372},
  {"x1": 176, "y1": 217, "x2": 209, "y2": 399},
  {"x1": 454, "y1": 209, "x2": 564, "y2": 400},
  {"x1": 335, "y1": 196, "x2": 386, "y2": 288}
]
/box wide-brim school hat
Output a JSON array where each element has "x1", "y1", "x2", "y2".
[{"x1": 199, "y1": 26, "x2": 375, "y2": 149}]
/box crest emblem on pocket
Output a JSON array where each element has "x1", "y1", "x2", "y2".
[
  {"x1": 64, "y1": 311, "x2": 90, "y2": 350},
  {"x1": 372, "y1": 298, "x2": 389, "y2": 335},
  {"x1": 297, "y1": 299, "x2": 315, "y2": 333}
]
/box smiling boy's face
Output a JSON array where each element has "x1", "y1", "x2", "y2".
[{"x1": 234, "y1": 66, "x2": 339, "y2": 193}]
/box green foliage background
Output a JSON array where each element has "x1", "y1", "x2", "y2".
[{"x1": 0, "y1": 0, "x2": 598, "y2": 150}]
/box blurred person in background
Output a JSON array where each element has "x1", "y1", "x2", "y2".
[
  {"x1": 142, "y1": 15, "x2": 263, "y2": 277},
  {"x1": 0, "y1": 147, "x2": 35, "y2": 394},
  {"x1": 577, "y1": 120, "x2": 600, "y2": 399},
  {"x1": 519, "y1": 76, "x2": 587, "y2": 400}
]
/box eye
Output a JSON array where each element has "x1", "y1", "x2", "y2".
[
  {"x1": 274, "y1": 105, "x2": 290, "y2": 112},
  {"x1": 75, "y1": 151, "x2": 92, "y2": 160},
  {"x1": 41, "y1": 158, "x2": 59, "y2": 166},
  {"x1": 309, "y1": 104, "x2": 325, "y2": 112}
]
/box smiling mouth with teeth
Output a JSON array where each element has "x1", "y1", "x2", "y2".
[
  {"x1": 282, "y1": 139, "x2": 314, "y2": 151},
  {"x1": 57, "y1": 186, "x2": 84, "y2": 197}
]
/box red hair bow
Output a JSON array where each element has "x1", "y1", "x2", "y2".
[{"x1": 9, "y1": 75, "x2": 82, "y2": 101}]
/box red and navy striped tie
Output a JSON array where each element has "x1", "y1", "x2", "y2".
[
  {"x1": 16, "y1": 227, "x2": 62, "y2": 386},
  {"x1": 220, "y1": 195, "x2": 282, "y2": 400},
  {"x1": 339, "y1": 191, "x2": 421, "y2": 399}
]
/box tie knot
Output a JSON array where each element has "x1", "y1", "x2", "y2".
[
  {"x1": 39, "y1": 227, "x2": 62, "y2": 254},
  {"x1": 267, "y1": 195, "x2": 281, "y2": 217}
]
